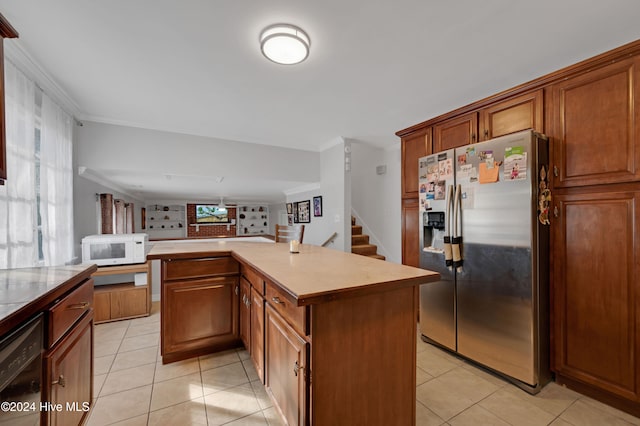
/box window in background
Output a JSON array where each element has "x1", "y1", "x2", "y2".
[{"x1": 0, "y1": 60, "x2": 73, "y2": 268}]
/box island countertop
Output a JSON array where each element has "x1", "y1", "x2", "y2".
[{"x1": 147, "y1": 240, "x2": 439, "y2": 305}]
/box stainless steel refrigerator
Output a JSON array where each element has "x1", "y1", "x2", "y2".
[{"x1": 418, "y1": 129, "x2": 551, "y2": 393}]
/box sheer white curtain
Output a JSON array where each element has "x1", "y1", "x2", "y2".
[
  {"x1": 40, "y1": 94, "x2": 73, "y2": 266},
  {"x1": 0, "y1": 61, "x2": 37, "y2": 269}
]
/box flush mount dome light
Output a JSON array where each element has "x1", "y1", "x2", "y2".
[{"x1": 260, "y1": 24, "x2": 310, "y2": 65}]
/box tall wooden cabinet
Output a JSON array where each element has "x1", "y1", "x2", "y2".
[
  {"x1": 400, "y1": 128, "x2": 430, "y2": 267},
  {"x1": 0, "y1": 14, "x2": 18, "y2": 185},
  {"x1": 552, "y1": 188, "x2": 640, "y2": 410},
  {"x1": 547, "y1": 53, "x2": 640, "y2": 415},
  {"x1": 397, "y1": 39, "x2": 640, "y2": 416}
]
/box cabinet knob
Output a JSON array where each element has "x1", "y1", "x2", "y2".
[
  {"x1": 52, "y1": 375, "x2": 66, "y2": 387},
  {"x1": 235, "y1": 286, "x2": 239, "y2": 296},
  {"x1": 293, "y1": 361, "x2": 304, "y2": 377},
  {"x1": 484, "y1": 130, "x2": 489, "y2": 138},
  {"x1": 471, "y1": 133, "x2": 476, "y2": 142},
  {"x1": 554, "y1": 206, "x2": 559, "y2": 218},
  {"x1": 553, "y1": 165, "x2": 559, "y2": 177},
  {"x1": 271, "y1": 296, "x2": 283, "y2": 305}
]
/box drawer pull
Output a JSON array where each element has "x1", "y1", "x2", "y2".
[
  {"x1": 67, "y1": 302, "x2": 90, "y2": 310},
  {"x1": 293, "y1": 361, "x2": 303, "y2": 377},
  {"x1": 52, "y1": 375, "x2": 66, "y2": 387},
  {"x1": 271, "y1": 296, "x2": 284, "y2": 305}
]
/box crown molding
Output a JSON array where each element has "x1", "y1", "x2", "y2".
[
  {"x1": 283, "y1": 182, "x2": 321, "y2": 197},
  {"x1": 77, "y1": 166, "x2": 144, "y2": 202},
  {"x1": 4, "y1": 40, "x2": 83, "y2": 118}
]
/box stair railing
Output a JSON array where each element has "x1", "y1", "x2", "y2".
[{"x1": 321, "y1": 232, "x2": 338, "y2": 247}]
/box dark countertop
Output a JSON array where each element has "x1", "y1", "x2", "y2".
[{"x1": 0, "y1": 264, "x2": 97, "y2": 336}]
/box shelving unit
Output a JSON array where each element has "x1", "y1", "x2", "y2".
[
  {"x1": 146, "y1": 204, "x2": 186, "y2": 239},
  {"x1": 237, "y1": 205, "x2": 269, "y2": 236},
  {"x1": 92, "y1": 261, "x2": 151, "y2": 324}
]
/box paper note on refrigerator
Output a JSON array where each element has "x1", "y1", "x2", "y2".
[
  {"x1": 479, "y1": 162, "x2": 500, "y2": 183},
  {"x1": 504, "y1": 146, "x2": 527, "y2": 180}
]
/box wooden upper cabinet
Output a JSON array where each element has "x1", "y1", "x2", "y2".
[
  {"x1": 433, "y1": 112, "x2": 478, "y2": 152},
  {"x1": 550, "y1": 56, "x2": 640, "y2": 188},
  {"x1": 401, "y1": 127, "x2": 431, "y2": 198},
  {"x1": 480, "y1": 89, "x2": 543, "y2": 140},
  {"x1": 0, "y1": 14, "x2": 18, "y2": 185}
]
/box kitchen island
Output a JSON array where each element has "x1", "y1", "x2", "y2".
[{"x1": 148, "y1": 241, "x2": 439, "y2": 426}]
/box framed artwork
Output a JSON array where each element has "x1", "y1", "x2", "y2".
[
  {"x1": 297, "y1": 200, "x2": 311, "y2": 223},
  {"x1": 293, "y1": 202, "x2": 299, "y2": 223},
  {"x1": 313, "y1": 196, "x2": 323, "y2": 217},
  {"x1": 286, "y1": 203, "x2": 293, "y2": 214},
  {"x1": 141, "y1": 207, "x2": 146, "y2": 229},
  {"x1": 287, "y1": 215, "x2": 294, "y2": 225}
]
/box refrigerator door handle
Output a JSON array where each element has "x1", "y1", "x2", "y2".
[
  {"x1": 443, "y1": 184, "x2": 454, "y2": 268},
  {"x1": 452, "y1": 184, "x2": 463, "y2": 271}
]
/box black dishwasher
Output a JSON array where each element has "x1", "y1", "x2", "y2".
[{"x1": 0, "y1": 313, "x2": 43, "y2": 425}]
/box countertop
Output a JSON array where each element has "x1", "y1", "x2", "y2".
[
  {"x1": 0, "y1": 264, "x2": 97, "y2": 336},
  {"x1": 148, "y1": 241, "x2": 439, "y2": 305}
]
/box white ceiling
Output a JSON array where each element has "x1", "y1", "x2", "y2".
[{"x1": 1, "y1": 0, "x2": 640, "y2": 201}]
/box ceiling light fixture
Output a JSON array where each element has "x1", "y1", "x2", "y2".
[{"x1": 260, "y1": 24, "x2": 310, "y2": 65}]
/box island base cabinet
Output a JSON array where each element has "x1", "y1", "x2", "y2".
[
  {"x1": 162, "y1": 276, "x2": 239, "y2": 363},
  {"x1": 265, "y1": 304, "x2": 308, "y2": 426},
  {"x1": 43, "y1": 312, "x2": 93, "y2": 426},
  {"x1": 310, "y1": 286, "x2": 417, "y2": 426}
]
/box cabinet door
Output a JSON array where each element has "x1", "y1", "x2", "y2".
[
  {"x1": 93, "y1": 291, "x2": 111, "y2": 323},
  {"x1": 111, "y1": 287, "x2": 147, "y2": 319},
  {"x1": 265, "y1": 304, "x2": 308, "y2": 426},
  {"x1": 162, "y1": 276, "x2": 239, "y2": 358},
  {"x1": 401, "y1": 199, "x2": 420, "y2": 267},
  {"x1": 550, "y1": 57, "x2": 640, "y2": 187},
  {"x1": 239, "y1": 277, "x2": 251, "y2": 350},
  {"x1": 250, "y1": 286, "x2": 265, "y2": 383},
  {"x1": 480, "y1": 89, "x2": 543, "y2": 140},
  {"x1": 45, "y1": 313, "x2": 93, "y2": 426},
  {"x1": 433, "y1": 112, "x2": 478, "y2": 152},
  {"x1": 401, "y1": 128, "x2": 431, "y2": 198},
  {"x1": 552, "y1": 188, "x2": 640, "y2": 402}
]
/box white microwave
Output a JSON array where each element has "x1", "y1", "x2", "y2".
[{"x1": 81, "y1": 233, "x2": 149, "y2": 266}]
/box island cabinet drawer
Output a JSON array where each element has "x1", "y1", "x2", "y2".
[
  {"x1": 265, "y1": 280, "x2": 308, "y2": 336},
  {"x1": 163, "y1": 257, "x2": 239, "y2": 281},
  {"x1": 48, "y1": 279, "x2": 94, "y2": 347},
  {"x1": 241, "y1": 265, "x2": 265, "y2": 295}
]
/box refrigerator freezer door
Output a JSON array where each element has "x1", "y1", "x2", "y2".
[
  {"x1": 420, "y1": 258, "x2": 456, "y2": 350},
  {"x1": 418, "y1": 149, "x2": 456, "y2": 350},
  {"x1": 454, "y1": 130, "x2": 539, "y2": 386}
]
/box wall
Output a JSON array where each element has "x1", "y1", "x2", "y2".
[
  {"x1": 76, "y1": 121, "x2": 320, "y2": 186},
  {"x1": 349, "y1": 141, "x2": 402, "y2": 263},
  {"x1": 73, "y1": 174, "x2": 144, "y2": 258},
  {"x1": 283, "y1": 138, "x2": 350, "y2": 250}
]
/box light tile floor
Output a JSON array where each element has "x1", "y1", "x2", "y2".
[{"x1": 88, "y1": 302, "x2": 640, "y2": 425}]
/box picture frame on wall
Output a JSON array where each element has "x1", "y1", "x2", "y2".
[
  {"x1": 293, "y1": 202, "x2": 299, "y2": 223},
  {"x1": 286, "y1": 203, "x2": 293, "y2": 214},
  {"x1": 313, "y1": 196, "x2": 323, "y2": 217},
  {"x1": 287, "y1": 215, "x2": 294, "y2": 225},
  {"x1": 298, "y1": 200, "x2": 311, "y2": 223}
]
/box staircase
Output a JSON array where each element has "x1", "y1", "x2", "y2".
[{"x1": 351, "y1": 216, "x2": 385, "y2": 260}]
